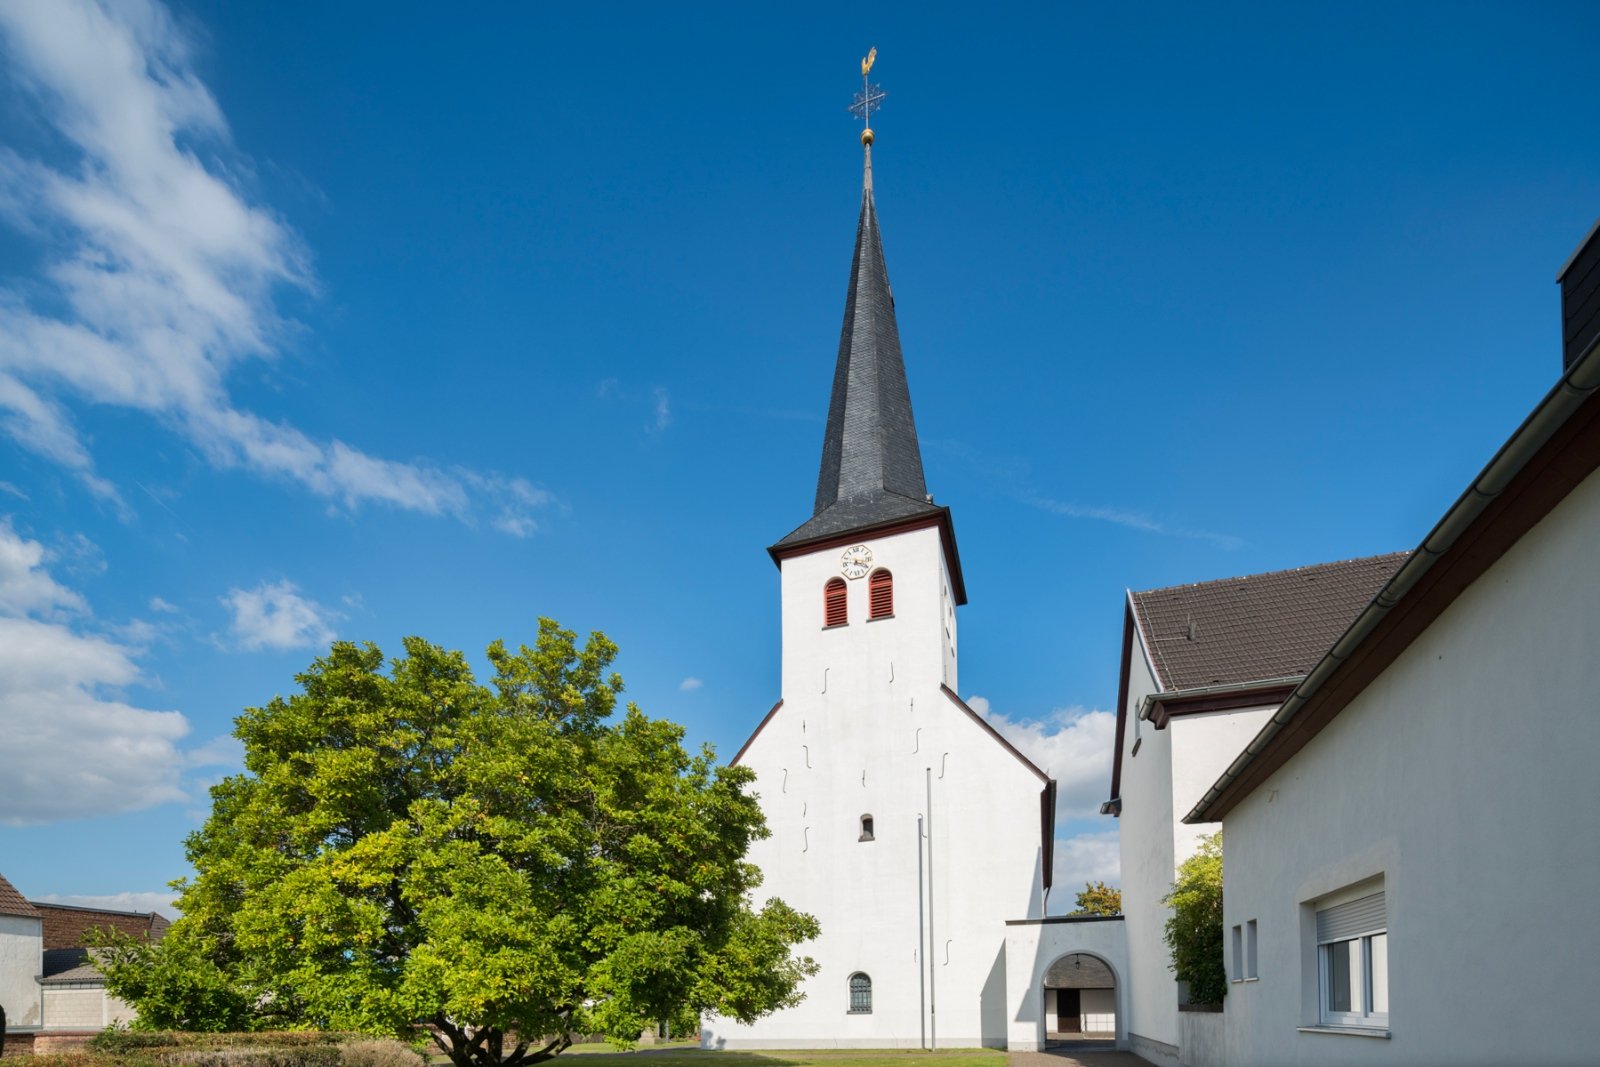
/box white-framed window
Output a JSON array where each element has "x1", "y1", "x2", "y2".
[
  {"x1": 1316, "y1": 891, "x2": 1387, "y2": 1028},
  {"x1": 1231, "y1": 919, "x2": 1259, "y2": 981}
]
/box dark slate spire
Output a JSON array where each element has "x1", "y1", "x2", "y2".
[{"x1": 773, "y1": 143, "x2": 943, "y2": 550}]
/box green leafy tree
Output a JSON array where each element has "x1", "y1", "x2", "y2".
[
  {"x1": 1162, "y1": 831, "x2": 1225, "y2": 1005},
  {"x1": 99, "y1": 620, "x2": 818, "y2": 1066},
  {"x1": 1071, "y1": 881, "x2": 1122, "y2": 916}
]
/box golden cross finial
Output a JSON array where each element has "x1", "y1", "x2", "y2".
[{"x1": 849, "y1": 46, "x2": 885, "y2": 146}]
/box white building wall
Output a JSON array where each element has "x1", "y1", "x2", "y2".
[
  {"x1": 1116, "y1": 637, "x2": 1277, "y2": 1067},
  {"x1": 42, "y1": 986, "x2": 132, "y2": 1029},
  {"x1": 704, "y1": 525, "x2": 1045, "y2": 1049},
  {"x1": 1219, "y1": 466, "x2": 1600, "y2": 1067},
  {"x1": 1003, "y1": 918, "x2": 1129, "y2": 1051},
  {"x1": 0, "y1": 914, "x2": 42, "y2": 1027},
  {"x1": 1116, "y1": 650, "x2": 1180, "y2": 1065}
]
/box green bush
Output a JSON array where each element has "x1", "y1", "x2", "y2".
[
  {"x1": 338, "y1": 1038, "x2": 425, "y2": 1067},
  {"x1": 1162, "y1": 830, "x2": 1227, "y2": 1006}
]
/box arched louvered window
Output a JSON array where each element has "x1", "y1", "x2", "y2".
[
  {"x1": 848, "y1": 972, "x2": 872, "y2": 1014},
  {"x1": 824, "y1": 578, "x2": 848, "y2": 627},
  {"x1": 859, "y1": 814, "x2": 875, "y2": 842},
  {"x1": 868, "y1": 569, "x2": 893, "y2": 619}
]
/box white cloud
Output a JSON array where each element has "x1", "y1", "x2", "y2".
[
  {"x1": 648, "y1": 388, "x2": 672, "y2": 434},
  {"x1": 147, "y1": 595, "x2": 178, "y2": 613},
  {"x1": 1049, "y1": 830, "x2": 1123, "y2": 912},
  {"x1": 967, "y1": 694, "x2": 1116, "y2": 820},
  {"x1": 221, "y1": 579, "x2": 336, "y2": 651},
  {"x1": 0, "y1": 518, "x2": 193, "y2": 825},
  {"x1": 0, "y1": 0, "x2": 550, "y2": 532},
  {"x1": 183, "y1": 733, "x2": 242, "y2": 768},
  {"x1": 34, "y1": 890, "x2": 181, "y2": 917},
  {"x1": 0, "y1": 517, "x2": 86, "y2": 616},
  {"x1": 679, "y1": 676, "x2": 703, "y2": 692},
  {"x1": 1022, "y1": 493, "x2": 1244, "y2": 551}
]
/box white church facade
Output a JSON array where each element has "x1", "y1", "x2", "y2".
[{"x1": 699, "y1": 135, "x2": 1129, "y2": 1052}]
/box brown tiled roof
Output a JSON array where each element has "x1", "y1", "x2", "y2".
[
  {"x1": 1131, "y1": 553, "x2": 1410, "y2": 691},
  {"x1": 0, "y1": 872, "x2": 41, "y2": 919},
  {"x1": 34, "y1": 902, "x2": 171, "y2": 949}
]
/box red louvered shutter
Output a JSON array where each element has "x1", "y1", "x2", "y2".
[
  {"x1": 824, "y1": 578, "x2": 848, "y2": 627},
  {"x1": 868, "y1": 569, "x2": 893, "y2": 619}
]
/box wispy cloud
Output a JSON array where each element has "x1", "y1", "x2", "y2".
[
  {"x1": 648, "y1": 388, "x2": 672, "y2": 434},
  {"x1": 148, "y1": 595, "x2": 178, "y2": 613},
  {"x1": 0, "y1": 516, "x2": 193, "y2": 825},
  {"x1": 925, "y1": 438, "x2": 1243, "y2": 550},
  {"x1": 221, "y1": 579, "x2": 337, "y2": 652},
  {"x1": 0, "y1": 0, "x2": 550, "y2": 533},
  {"x1": 1021, "y1": 492, "x2": 1245, "y2": 550},
  {"x1": 679, "y1": 676, "x2": 703, "y2": 692}
]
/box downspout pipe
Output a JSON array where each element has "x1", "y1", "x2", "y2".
[{"x1": 1186, "y1": 334, "x2": 1600, "y2": 825}]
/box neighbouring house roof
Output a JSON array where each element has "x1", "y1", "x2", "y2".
[
  {"x1": 0, "y1": 872, "x2": 41, "y2": 919},
  {"x1": 1106, "y1": 553, "x2": 1408, "y2": 807},
  {"x1": 41, "y1": 948, "x2": 105, "y2": 985},
  {"x1": 1130, "y1": 553, "x2": 1410, "y2": 692},
  {"x1": 1186, "y1": 333, "x2": 1600, "y2": 823},
  {"x1": 33, "y1": 902, "x2": 171, "y2": 949}
]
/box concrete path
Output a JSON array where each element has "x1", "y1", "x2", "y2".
[{"x1": 1010, "y1": 1047, "x2": 1157, "y2": 1067}]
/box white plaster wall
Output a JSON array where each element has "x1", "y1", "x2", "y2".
[
  {"x1": 1117, "y1": 641, "x2": 1278, "y2": 1066},
  {"x1": 1003, "y1": 919, "x2": 1129, "y2": 1051},
  {"x1": 0, "y1": 914, "x2": 42, "y2": 1027},
  {"x1": 1114, "y1": 649, "x2": 1180, "y2": 1063},
  {"x1": 1169, "y1": 707, "x2": 1273, "y2": 869},
  {"x1": 704, "y1": 525, "x2": 1044, "y2": 1049},
  {"x1": 1081, "y1": 987, "x2": 1116, "y2": 1030},
  {"x1": 1219, "y1": 466, "x2": 1600, "y2": 1067}
]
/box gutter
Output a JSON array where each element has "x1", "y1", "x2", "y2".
[
  {"x1": 1185, "y1": 334, "x2": 1600, "y2": 825},
  {"x1": 1137, "y1": 676, "x2": 1306, "y2": 721}
]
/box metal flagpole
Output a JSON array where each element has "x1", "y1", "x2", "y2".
[
  {"x1": 918, "y1": 814, "x2": 927, "y2": 1050},
  {"x1": 927, "y1": 766, "x2": 936, "y2": 1051}
]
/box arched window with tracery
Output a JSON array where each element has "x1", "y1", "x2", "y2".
[
  {"x1": 848, "y1": 972, "x2": 872, "y2": 1013},
  {"x1": 824, "y1": 578, "x2": 848, "y2": 627},
  {"x1": 868, "y1": 569, "x2": 894, "y2": 619}
]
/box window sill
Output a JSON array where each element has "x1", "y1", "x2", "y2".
[
  {"x1": 866, "y1": 614, "x2": 895, "y2": 622},
  {"x1": 1296, "y1": 1025, "x2": 1390, "y2": 1040},
  {"x1": 846, "y1": 1010, "x2": 872, "y2": 1016},
  {"x1": 1230, "y1": 977, "x2": 1259, "y2": 985},
  {"x1": 821, "y1": 622, "x2": 848, "y2": 631}
]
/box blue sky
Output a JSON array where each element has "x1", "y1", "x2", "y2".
[{"x1": 0, "y1": 0, "x2": 1597, "y2": 915}]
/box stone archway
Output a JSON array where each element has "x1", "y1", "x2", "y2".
[{"x1": 1041, "y1": 951, "x2": 1118, "y2": 1051}]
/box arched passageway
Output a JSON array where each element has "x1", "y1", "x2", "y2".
[{"x1": 1041, "y1": 952, "x2": 1117, "y2": 1051}]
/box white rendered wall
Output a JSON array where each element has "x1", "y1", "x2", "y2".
[
  {"x1": 1115, "y1": 640, "x2": 1275, "y2": 1067},
  {"x1": 1219, "y1": 466, "x2": 1600, "y2": 1067},
  {"x1": 1114, "y1": 650, "x2": 1180, "y2": 1065},
  {"x1": 0, "y1": 914, "x2": 42, "y2": 1027},
  {"x1": 704, "y1": 525, "x2": 1045, "y2": 1049},
  {"x1": 1003, "y1": 919, "x2": 1129, "y2": 1051},
  {"x1": 42, "y1": 986, "x2": 132, "y2": 1029}
]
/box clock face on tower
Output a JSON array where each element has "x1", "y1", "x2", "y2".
[{"x1": 840, "y1": 544, "x2": 873, "y2": 579}]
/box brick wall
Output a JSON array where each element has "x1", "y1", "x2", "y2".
[{"x1": 34, "y1": 905, "x2": 166, "y2": 950}]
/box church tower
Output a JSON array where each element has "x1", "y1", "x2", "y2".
[{"x1": 702, "y1": 58, "x2": 1057, "y2": 1051}]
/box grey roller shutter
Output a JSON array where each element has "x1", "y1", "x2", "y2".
[{"x1": 1317, "y1": 891, "x2": 1385, "y2": 943}]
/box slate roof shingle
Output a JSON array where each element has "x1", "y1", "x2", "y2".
[
  {"x1": 0, "y1": 872, "x2": 41, "y2": 919},
  {"x1": 774, "y1": 160, "x2": 941, "y2": 550},
  {"x1": 41, "y1": 947, "x2": 104, "y2": 984},
  {"x1": 1131, "y1": 552, "x2": 1410, "y2": 692}
]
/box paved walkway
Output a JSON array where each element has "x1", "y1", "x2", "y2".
[{"x1": 1010, "y1": 1047, "x2": 1156, "y2": 1067}]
